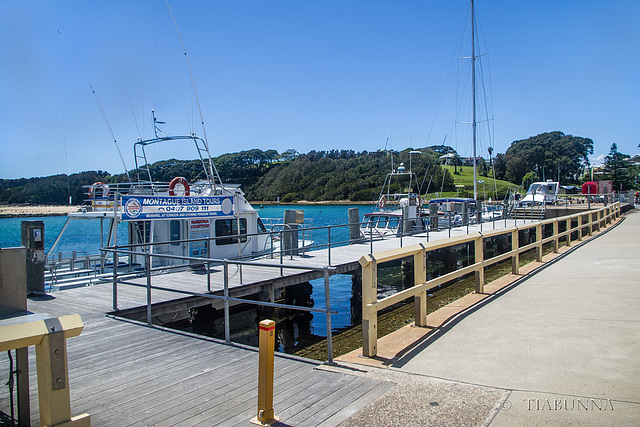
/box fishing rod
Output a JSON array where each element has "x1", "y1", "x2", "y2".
[{"x1": 57, "y1": 30, "x2": 132, "y2": 183}]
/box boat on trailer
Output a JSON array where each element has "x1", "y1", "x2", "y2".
[{"x1": 48, "y1": 113, "x2": 310, "y2": 284}]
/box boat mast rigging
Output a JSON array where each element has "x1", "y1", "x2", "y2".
[{"x1": 471, "y1": 0, "x2": 478, "y2": 202}]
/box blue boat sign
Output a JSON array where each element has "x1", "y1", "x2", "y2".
[{"x1": 121, "y1": 196, "x2": 234, "y2": 221}]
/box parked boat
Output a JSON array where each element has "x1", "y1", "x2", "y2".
[
  {"x1": 361, "y1": 161, "x2": 429, "y2": 237},
  {"x1": 47, "y1": 113, "x2": 311, "y2": 287},
  {"x1": 427, "y1": 197, "x2": 477, "y2": 227},
  {"x1": 519, "y1": 181, "x2": 560, "y2": 206}
]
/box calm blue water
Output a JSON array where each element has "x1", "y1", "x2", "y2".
[
  {"x1": 0, "y1": 204, "x2": 376, "y2": 335},
  {"x1": 0, "y1": 216, "x2": 129, "y2": 256}
]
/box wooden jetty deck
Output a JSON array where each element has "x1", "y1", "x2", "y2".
[
  {"x1": 109, "y1": 218, "x2": 531, "y2": 319},
  {"x1": 0, "y1": 293, "x2": 393, "y2": 426}
]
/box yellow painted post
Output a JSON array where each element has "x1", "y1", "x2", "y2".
[
  {"x1": 359, "y1": 255, "x2": 378, "y2": 357},
  {"x1": 511, "y1": 228, "x2": 519, "y2": 275},
  {"x1": 413, "y1": 245, "x2": 427, "y2": 326},
  {"x1": 597, "y1": 210, "x2": 602, "y2": 230},
  {"x1": 535, "y1": 223, "x2": 543, "y2": 262},
  {"x1": 566, "y1": 218, "x2": 572, "y2": 247},
  {"x1": 552, "y1": 220, "x2": 559, "y2": 253},
  {"x1": 36, "y1": 333, "x2": 72, "y2": 427},
  {"x1": 251, "y1": 320, "x2": 279, "y2": 426},
  {"x1": 474, "y1": 235, "x2": 484, "y2": 293},
  {"x1": 577, "y1": 215, "x2": 583, "y2": 241}
]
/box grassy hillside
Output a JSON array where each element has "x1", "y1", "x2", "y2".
[{"x1": 426, "y1": 165, "x2": 519, "y2": 201}]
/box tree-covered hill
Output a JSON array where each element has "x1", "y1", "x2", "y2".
[
  {"x1": 246, "y1": 148, "x2": 452, "y2": 202},
  {"x1": 0, "y1": 147, "x2": 454, "y2": 205},
  {"x1": 494, "y1": 131, "x2": 593, "y2": 185},
  {"x1": 3, "y1": 131, "x2": 632, "y2": 205},
  {"x1": 0, "y1": 170, "x2": 111, "y2": 205}
]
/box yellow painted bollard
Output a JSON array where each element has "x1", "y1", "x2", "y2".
[{"x1": 251, "y1": 320, "x2": 280, "y2": 426}]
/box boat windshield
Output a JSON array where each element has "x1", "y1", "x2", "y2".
[
  {"x1": 362, "y1": 215, "x2": 400, "y2": 229},
  {"x1": 528, "y1": 183, "x2": 545, "y2": 194},
  {"x1": 362, "y1": 215, "x2": 379, "y2": 228}
]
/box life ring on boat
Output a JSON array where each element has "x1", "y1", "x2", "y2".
[
  {"x1": 378, "y1": 195, "x2": 386, "y2": 209},
  {"x1": 88, "y1": 182, "x2": 109, "y2": 198},
  {"x1": 169, "y1": 176, "x2": 190, "y2": 196}
]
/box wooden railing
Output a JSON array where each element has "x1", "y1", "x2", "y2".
[
  {"x1": 0, "y1": 314, "x2": 90, "y2": 427},
  {"x1": 358, "y1": 202, "x2": 621, "y2": 357}
]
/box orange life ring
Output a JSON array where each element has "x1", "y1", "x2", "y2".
[
  {"x1": 88, "y1": 182, "x2": 109, "y2": 198},
  {"x1": 169, "y1": 176, "x2": 190, "y2": 196},
  {"x1": 378, "y1": 195, "x2": 386, "y2": 209}
]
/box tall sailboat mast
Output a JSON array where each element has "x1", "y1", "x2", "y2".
[{"x1": 471, "y1": 0, "x2": 478, "y2": 201}]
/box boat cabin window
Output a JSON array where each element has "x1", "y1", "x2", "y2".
[
  {"x1": 378, "y1": 216, "x2": 388, "y2": 227},
  {"x1": 215, "y1": 218, "x2": 247, "y2": 245},
  {"x1": 388, "y1": 218, "x2": 399, "y2": 228},
  {"x1": 257, "y1": 217, "x2": 267, "y2": 233},
  {"x1": 170, "y1": 220, "x2": 181, "y2": 246}
]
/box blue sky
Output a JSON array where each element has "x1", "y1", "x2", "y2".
[{"x1": 1, "y1": 0, "x2": 639, "y2": 179}]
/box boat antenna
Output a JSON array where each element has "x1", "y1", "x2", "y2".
[
  {"x1": 123, "y1": 80, "x2": 142, "y2": 141},
  {"x1": 165, "y1": 0, "x2": 223, "y2": 187},
  {"x1": 57, "y1": 30, "x2": 132, "y2": 183}
]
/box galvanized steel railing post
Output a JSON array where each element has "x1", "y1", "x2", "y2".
[
  {"x1": 223, "y1": 260, "x2": 230, "y2": 343},
  {"x1": 328, "y1": 227, "x2": 332, "y2": 266},
  {"x1": 146, "y1": 251, "x2": 152, "y2": 326},
  {"x1": 279, "y1": 231, "x2": 284, "y2": 276},
  {"x1": 206, "y1": 261, "x2": 211, "y2": 292},
  {"x1": 112, "y1": 252, "x2": 118, "y2": 311},
  {"x1": 270, "y1": 233, "x2": 274, "y2": 259},
  {"x1": 323, "y1": 267, "x2": 333, "y2": 364}
]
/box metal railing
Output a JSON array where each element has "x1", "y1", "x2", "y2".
[
  {"x1": 101, "y1": 246, "x2": 338, "y2": 363},
  {"x1": 358, "y1": 202, "x2": 621, "y2": 357}
]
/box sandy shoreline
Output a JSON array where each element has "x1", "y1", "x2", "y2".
[
  {"x1": 0, "y1": 201, "x2": 374, "y2": 218},
  {"x1": 0, "y1": 205, "x2": 82, "y2": 218}
]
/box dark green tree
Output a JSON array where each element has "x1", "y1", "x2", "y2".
[
  {"x1": 604, "y1": 143, "x2": 632, "y2": 191},
  {"x1": 503, "y1": 132, "x2": 593, "y2": 184}
]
